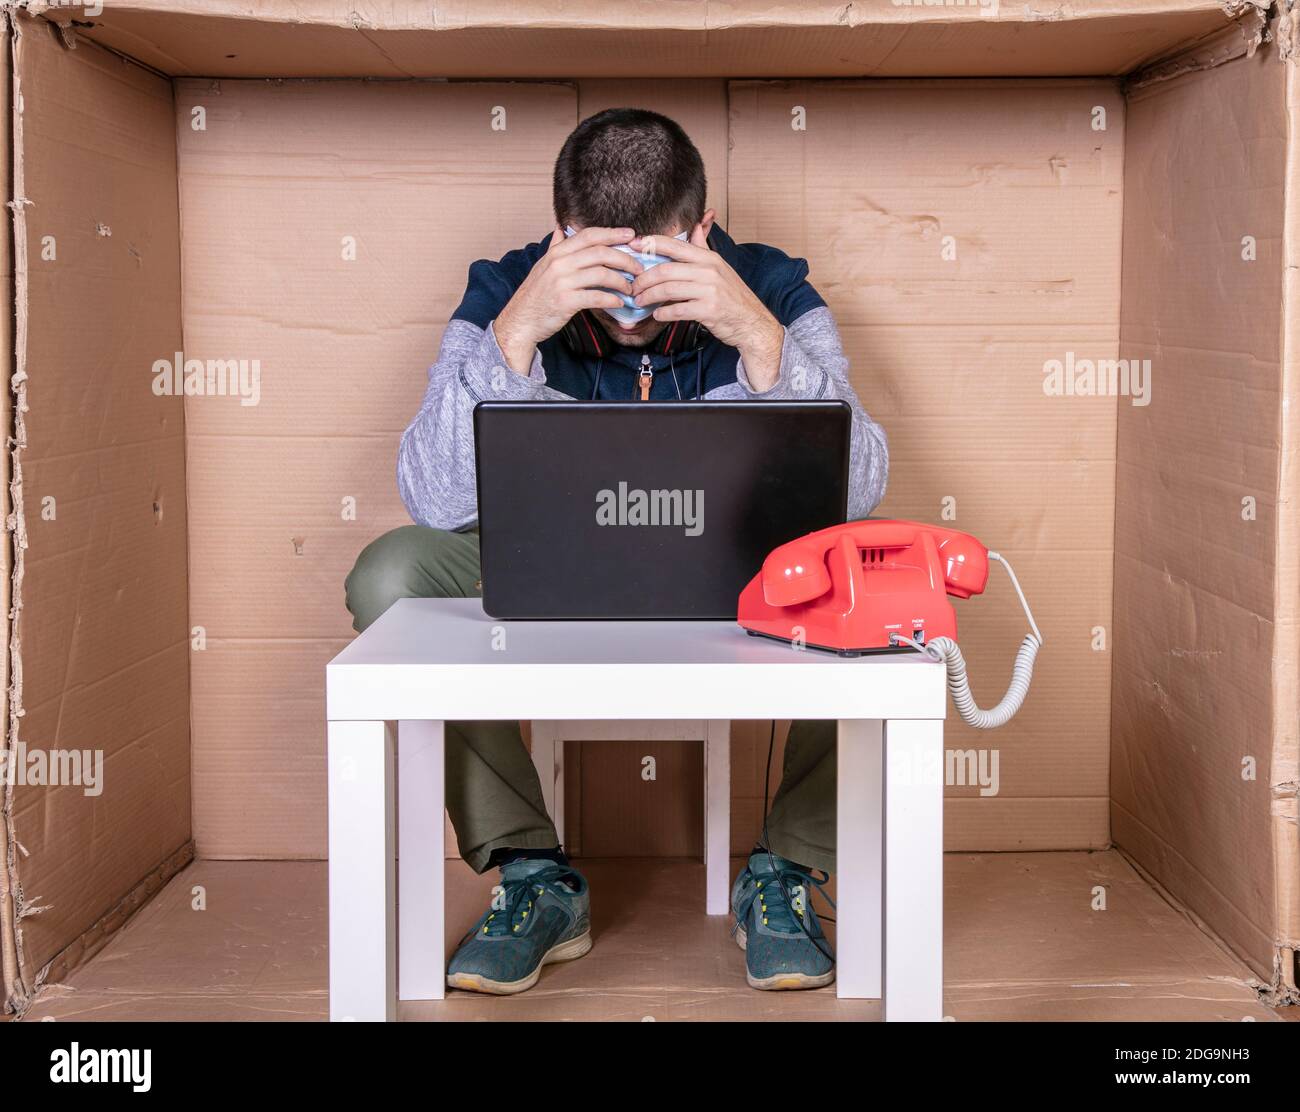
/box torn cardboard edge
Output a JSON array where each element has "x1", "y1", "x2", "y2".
[
  {"x1": 16, "y1": 840, "x2": 195, "y2": 1017},
  {"x1": 1272, "y1": 3, "x2": 1300, "y2": 1000},
  {"x1": 23, "y1": 0, "x2": 1244, "y2": 34},
  {"x1": 0, "y1": 6, "x2": 10, "y2": 1016},
  {"x1": 0, "y1": 5, "x2": 28, "y2": 1015},
  {"x1": 1118, "y1": 846, "x2": 1300, "y2": 1007},
  {"x1": 1281, "y1": 0, "x2": 1300, "y2": 62},
  {"x1": 0, "y1": 9, "x2": 7, "y2": 1007},
  {"x1": 1124, "y1": 0, "x2": 1274, "y2": 90}
]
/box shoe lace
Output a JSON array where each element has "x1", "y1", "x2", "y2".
[
  {"x1": 478, "y1": 865, "x2": 580, "y2": 938},
  {"x1": 736, "y1": 864, "x2": 834, "y2": 935}
]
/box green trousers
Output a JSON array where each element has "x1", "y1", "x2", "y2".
[{"x1": 344, "y1": 525, "x2": 837, "y2": 874}]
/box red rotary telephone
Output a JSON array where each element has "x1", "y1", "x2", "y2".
[
  {"x1": 738, "y1": 520, "x2": 1043, "y2": 729},
  {"x1": 737, "y1": 520, "x2": 988, "y2": 655}
]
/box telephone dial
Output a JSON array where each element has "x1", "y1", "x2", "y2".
[{"x1": 738, "y1": 520, "x2": 1043, "y2": 728}]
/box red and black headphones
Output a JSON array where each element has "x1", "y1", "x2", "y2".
[{"x1": 559, "y1": 310, "x2": 710, "y2": 358}]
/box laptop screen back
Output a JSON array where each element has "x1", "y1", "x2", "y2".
[{"x1": 473, "y1": 401, "x2": 850, "y2": 619}]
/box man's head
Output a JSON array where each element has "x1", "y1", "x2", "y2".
[{"x1": 554, "y1": 108, "x2": 711, "y2": 348}]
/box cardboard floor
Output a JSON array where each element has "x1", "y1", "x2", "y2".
[{"x1": 20, "y1": 852, "x2": 1287, "y2": 1023}]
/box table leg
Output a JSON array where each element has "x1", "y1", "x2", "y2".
[
  {"x1": 328, "y1": 720, "x2": 395, "y2": 1021},
  {"x1": 835, "y1": 719, "x2": 882, "y2": 1001},
  {"x1": 398, "y1": 720, "x2": 446, "y2": 1002},
  {"x1": 704, "y1": 720, "x2": 731, "y2": 915},
  {"x1": 882, "y1": 717, "x2": 944, "y2": 1022},
  {"x1": 529, "y1": 721, "x2": 564, "y2": 836}
]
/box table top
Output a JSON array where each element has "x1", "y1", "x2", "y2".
[{"x1": 327, "y1": 597, "x2": 947, "y2": 722}]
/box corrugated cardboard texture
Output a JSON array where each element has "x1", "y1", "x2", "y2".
[
  {"x1": 182, "y1": 76, "x2": 1126, "y2": 858},
  {"x1": 179, "y1": 77, "x2": 787, "y2": 860},
  {"x1": 62, "y1": 0, "x2": 1242, "y2": 81},
  {"x1": 577, "y1": 741, "x2": 704, "y2": 858},
  {"x1": 0, "y1": 12, "x2": 17, "y2": 1005},
  {"x1": 729, "y1": 79, "x2": 1124, "y2": 850},
  {"x1": 7, "y1": 21, "x2": 190, "y2": 998},
  {"x1": 1112, "y1": 44, "x2": 1287, "y2": 981},
  {"x1": 20, "y1": 851, "x2": 1283, "y2": 1021},
  {"x1": 177, "y1": 79, "x2": 577, "y2": 857},
  {"x1": 1275, "y1": 25, "x2": 1300, "y2": 999}
]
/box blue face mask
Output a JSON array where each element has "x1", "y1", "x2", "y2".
[{"x1": 563, "y1": 225, "x2": 690, "y2": 325}]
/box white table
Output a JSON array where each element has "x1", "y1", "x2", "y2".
[{"x1": 325, "y1": 597, "x2": 948, "y2": 1022}]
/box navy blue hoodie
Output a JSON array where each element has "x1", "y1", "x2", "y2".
[
  {"x1": 398, "y1": 226, "x2": 889, "y2": 529},
  {"x1": 450, "y1": 226, "x2": 827, "y2": 401}
]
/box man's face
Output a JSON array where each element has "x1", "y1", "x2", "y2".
[{"x1": 577, "y1": 223, "x2": 684, "y2": 349}]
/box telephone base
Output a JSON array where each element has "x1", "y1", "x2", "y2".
[{"x1": 743, "y1": 627, "x2": 908, "y2": 658}]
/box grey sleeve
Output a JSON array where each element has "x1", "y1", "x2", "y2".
[
  {"x1": 400, "y1": 307, "x2": 888, "y2": 529},
  {"x1": 397, "y1": 319, "x2": 559, "y2": 530},
  {"x1": 731, "y1": 306, "x2": 890, "y2": 519}
]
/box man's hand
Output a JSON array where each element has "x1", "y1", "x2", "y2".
[
  {"x1": 630, "y1": 225, "x2": 785, "y2": 391},
  {"x1": 494, "y1": 225, "x2": 644, "y2": 375}
]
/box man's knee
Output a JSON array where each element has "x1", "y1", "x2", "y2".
[{"x1": 345, "y1": 525, "x2": 474, "y2": 631}]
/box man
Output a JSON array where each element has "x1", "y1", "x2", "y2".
[{"x1": 345, "y1": 108, "x2": 889, "y2": 995}]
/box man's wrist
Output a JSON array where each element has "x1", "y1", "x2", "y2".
[
  {"x1": 737, "y1": 315, "x2": 785, "y2": 392},
  {"x1": 493, "y1": 306, "x2": 538, "y2": 376}
]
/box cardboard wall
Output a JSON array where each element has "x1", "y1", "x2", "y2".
[
  {"x1": 8, "y1": 1, "x2": 1296, "y2": 998},
  {"x1": 179, "y1": 77, "x2": 796, "y2": 860},
  {"x1": 66, "y1": 0, "x2": 1244, "y2": 81},
  {"x1": 729, "y1": 78, "x2": 1123, "y2": 849},
  {"x1": 1277, "y1": 37, "x2": 1300, "y2": 995},
  {"x1": 1112, "y1": 44, "x2": 1290, "y2": 981},
  {"x1": 178, "y1": 79, "x2": 578, "y2": 857},
  {"x1": 0, "y1": 13, "x2": 16, "y2": 1002},
  {"x1": 4, "y1": 19, "x2": 191, "y2": 1002},
  {"x1": 180, "y1": 74, "x2": 1123, "y2": 859}
]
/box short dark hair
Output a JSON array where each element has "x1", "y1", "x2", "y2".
[{"x1": 553, "y1": 108, "x2": 707, "y2": 234}]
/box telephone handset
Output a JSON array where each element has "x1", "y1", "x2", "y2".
[
  {"x1": 758, "y1": 519, "x2": 989, "y2": 607},
  {"x1": 737, "y1": 519, "x2": 1043, "y2": 729}
]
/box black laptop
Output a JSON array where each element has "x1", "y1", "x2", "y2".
[{"x1": 473, "y1": 401, "x2": 850, "y2": 619}]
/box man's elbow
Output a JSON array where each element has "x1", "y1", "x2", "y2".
[
  {"x1": 854, "y1": 419, "x2": 889, "y2": 519},
  {"x1": 396, "y1": 451, "x2": 440, "y2": 530}
]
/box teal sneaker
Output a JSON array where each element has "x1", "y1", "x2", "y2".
[
  {"x1": 446, "y1": 859, "x2": 591, "y2": 995},
  {"x1": 731, "y1": 851, "x2": 835, "y2": 990}
]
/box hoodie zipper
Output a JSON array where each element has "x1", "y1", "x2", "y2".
[{"x1": 637, "y1": 355, "x2": 653, "y2": 400}]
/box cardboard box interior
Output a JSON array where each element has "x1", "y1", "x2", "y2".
[
  {"x1": 3, "y1": 0, "x2": 1297, "y2": 1013},
  {"x1": 21, "y1": 853, "x2": 1288, "y2": 1022}
]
